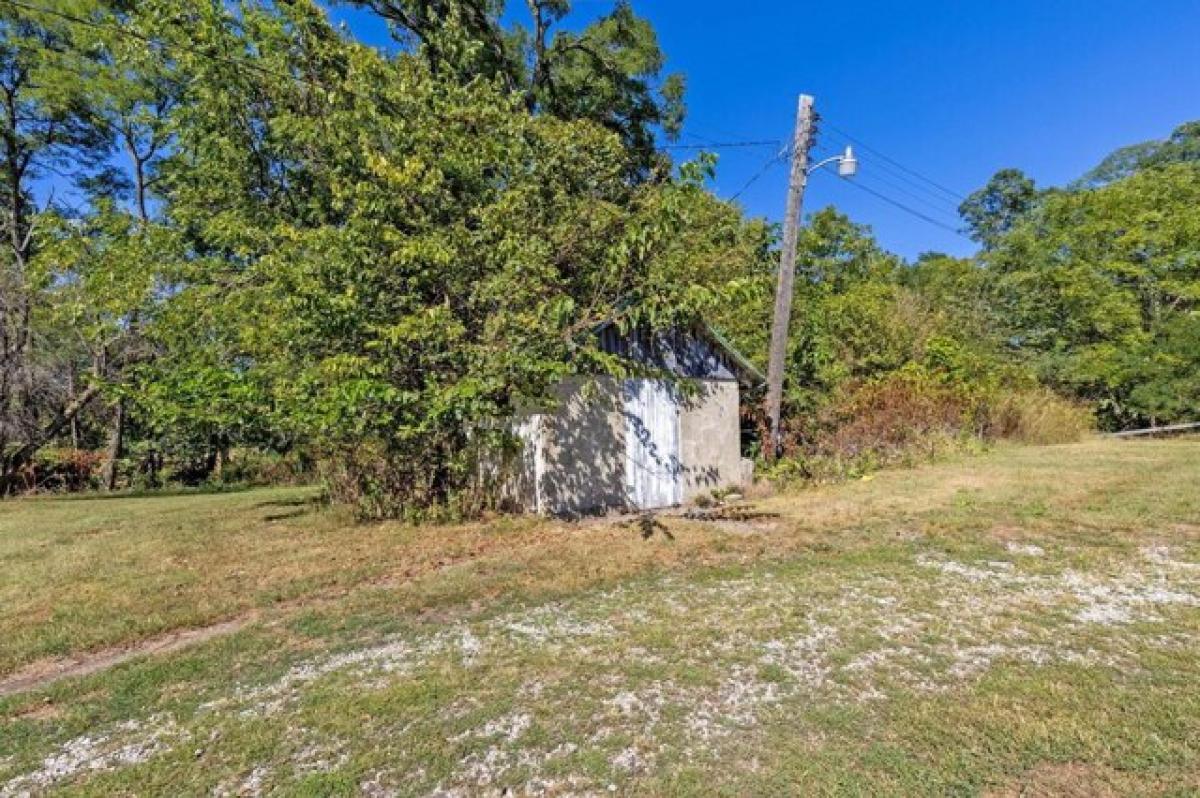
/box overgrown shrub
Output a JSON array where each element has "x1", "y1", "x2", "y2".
[
  {"x1": 317, "y1": 438, "x2": 499, "y2": 523},
  {"x1": 12, "y1": 448, "x2": 106, "y2": 494},
  {"x1": 812, "y1": 368, "x2": 975, "y2": 457},
  {"x1": 766, "y1": 366, "x2": 1091, "y2": 487},
  {"x1": 982, "y1": 388, "x2": 1094, "y2": 444},
  {"x1": 215, "y1": 448, "x2": 315, "y2": 487},
  {"x1": 764, "y1": 368, "x2": 977, "y2": 484}
]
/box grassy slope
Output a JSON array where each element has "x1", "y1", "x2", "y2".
[
  {"x1": 0, "y1": 488, "x2": 558, "y2": 675},
  {"x1": 1, "y1": 439, "x2": 1198, "y2": 796}
]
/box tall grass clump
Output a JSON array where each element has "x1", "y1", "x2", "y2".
[
  {"x1": 984, "y1": 388, "x2": 1094, "y2": 444},
  {"x1": 766, "y1": 368, "x2": 982, "y2": 484},
  {"x1": 764, "y1": 366, "x2": 1093, "y2": 487}
]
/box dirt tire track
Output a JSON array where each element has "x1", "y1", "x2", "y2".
[
  {"x1": 0, "y1": 523, "x2": 589, "y2": 699},
  {"x1": 0, "y1": 618, "x2": 252, "y2": 698}
]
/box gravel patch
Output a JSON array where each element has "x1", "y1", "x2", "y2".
[{"x1": 7, "y1": 544, "x2": 1198, "y2": 796}]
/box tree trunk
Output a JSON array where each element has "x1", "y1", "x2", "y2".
[
  {"x1": 141, "y1": 447, "x2": 162, "y2": 488},
  {"x1": 214, "y1": 442, "x2": 228, "y2": 481},
  {"x1": 201, "y1": 433, "x2": 230, "y2": 483},
  {"x1": 101, "y1": 397, "x2": 126, "y2": 491},
  {"x1": 67, "y1": 369, "x2": 81, "y2": 448}
]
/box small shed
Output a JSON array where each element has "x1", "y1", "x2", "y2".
[{"x1": 504, "y1": 323, "x2": 762, "y2": 516}]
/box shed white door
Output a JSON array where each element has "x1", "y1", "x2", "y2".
[{"x1": 622, "y1": 379, "x2": 682, "y2": 509}]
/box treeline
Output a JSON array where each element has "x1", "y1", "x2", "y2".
[
  {"x1": 712, "y1": 121, "x2": 1200, "y2": 477},
  {"x1": 1, "y1": 1, "x2": 1196, "y2": 513},
  {"x1": 961, "y1": 139, "x2": 1200, "y2": 429}
]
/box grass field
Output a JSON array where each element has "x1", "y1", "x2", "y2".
[{"x1": 1, "y1": 438, "x2": 1199, "y2": 796}]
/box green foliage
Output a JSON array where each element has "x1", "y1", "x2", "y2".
[
  {"x1": 957, "y1": 168, "x2": 1040, "y2": 249},
  {"x1": 736, "y1": 202, "x2": 1097, "y2": 479},
  {"x1": 124, "y1": 0, "x2": 754, "y2": 516},
  {"x1": 4, "y1": 0, "x2": 1196, "y2": 513},
  {"x1": 344, "y1": 0, "x2": 686, "y2": 175},
  {"x1": 987, "y1": 163, "x2": 1200, "y2": 428},
  {"x1": 1, "y1": 0, "x2": 112, "y2": 470},
  {"x1": 19, "y1": 447, "x2": 104, "y2": 493},
  {"x1": 1077, "y1": 119, "x2": 1200, "y2": 188}
]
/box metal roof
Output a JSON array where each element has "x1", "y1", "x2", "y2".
[{"x1": 594, "y1": 321, "x2": 765, "y2": 387}]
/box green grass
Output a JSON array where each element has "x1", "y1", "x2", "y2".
[{"x1": 1, "y1": 438, "x2": 1199, "y2": 795}]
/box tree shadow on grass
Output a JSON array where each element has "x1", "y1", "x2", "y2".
[
  {"x1": 256, "y1": 494, "x2": 329, "y2": 522},
  {"x1": 12, "y1": 484, "x2": 261, "y2": 503}
]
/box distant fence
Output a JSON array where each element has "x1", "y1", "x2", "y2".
[{"x1": 1110, "y1": 422, "x2": 1200, "y2": 439}]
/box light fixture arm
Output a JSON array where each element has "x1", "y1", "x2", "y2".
[
  {"x1": 807, "y1": 155, "x2": 844, "y2": 174},
  {"x1": 807, "y1": 145, "x2": 858, "y2": 178}
]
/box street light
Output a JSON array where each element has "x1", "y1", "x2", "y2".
[
  {"x1": 765, "y1": 94, "x2": 860, "y2": 464},
  {"x1": 808, "y1": 145, "x2": 858, "y2": 178}
]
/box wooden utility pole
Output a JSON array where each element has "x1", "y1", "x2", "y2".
[{"x1": 764, "y1": 94, "x2": 818, "y2": 462}]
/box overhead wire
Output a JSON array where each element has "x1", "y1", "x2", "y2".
[
  {"x1": 813, "y1": 169, "x2": 970, "y2": 239},
  {"x1": 663, "y1": 140, "x2": 783, "y2": 151},
  {"x1": 818, "y1": 133, "x2": 965, "y2": 212},
  {"x1": 728, "y1": 145, "x2": 790, "y2": 202},
  {"x1": 807, "y1": 123, "x2": 969, "y2": 237},
  {"x1": 853, "y1": 169, "x2": 963, "y2": 218},
  {"x1": 814, "y1": 137, "x2": 959, "y2": 214},
  {"x1": 855, "y1": 153, "x2": 965, "y2": 211},
  {"x1": 821, "y1": 119, "x2": 968, "y2": 202},
  {"x1": 795, "y1": 140, "x2": 964, "y2": 236}
]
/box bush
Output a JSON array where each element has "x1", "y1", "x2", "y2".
[
  {"x1": 12, "y1": 448, "x2": 106, "y2": 494},
  {"x1": 811, "y1": 368, "x2": 975, "y2": 458},
  {"x1": 216, "y1": 448, "x2": 315, "y2": 487},
  {"x1": 765, "y1": 367, "x2": 1091, "y2": 488},
  {"x1": 764, "y1": 368, "x2": 980, "y2": 485},
  {"x1": 317, "y1": 439, "x2": 492, "y2": 523},
  {"x1": 983, "y1": 388, "x2": 1094, "y2": 444}
]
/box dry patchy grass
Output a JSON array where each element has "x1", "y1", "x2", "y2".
[{"x1": 1, "y1": 438, "x2": 1198, "y2": 795}]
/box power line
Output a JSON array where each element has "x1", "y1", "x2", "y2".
[
  {"x1": 688, "y1": 123, "x2": 774, "y2": 146},
  {"x1": 854, "y1": 167, "x2": 962, "y2": 217},
  {"x1": 855, "y1": 152, "x2": 965, "y2": 210},
  {"x1": 782, "y1": 140, "x2": 963, "y2": 228},
  {"x1": 729, "y1": 146, "x2": 789, "y2": 202},
  {"x1": 822, "y1": 120, "x2": 967, "y2": 202},
  {"x1": 812, "y1": 137, "x2": 962, "y2": 214},
  {"x1": 662, "y1": 139, "x2": 782, "y2": 151},
  {"x1": 677, "y1": 130, "x2": 725, "y2": 149},
  {"x1": 814, "y1": 169, "x2": 971, "y2": 239},
  {"x1": 819, "y1": 131, "x2": 966, "y2": 211}
]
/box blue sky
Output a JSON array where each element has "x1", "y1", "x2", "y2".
[{"x1": 330, "y1": 0, "x2": 1200, "y2": 260}]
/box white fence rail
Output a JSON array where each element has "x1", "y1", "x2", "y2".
[{"x1": 1110, "y1": 422, "x2": 1200, "y2": 439}]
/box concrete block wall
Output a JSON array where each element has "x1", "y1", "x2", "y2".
[{"x1": 678, "y1": 380, "x2": 743, "y2": 503}]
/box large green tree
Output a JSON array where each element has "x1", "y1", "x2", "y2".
[
  {"x1": 343, "y1": 0, "x2": 685, "y2": 176},
  {"x1": 0, "y1": 0, "x2": 110, "y2": 489},
  {"x1": 957, "y1": 168, "x2": 1040, "y2": 250},
  {"x1": 1077, "y1": 119, "x2": 1200, "y2": 188},
  {"x1": 133, "y1": 0, "x2": 742, "y2": 515},
  {"x1": 73, "y1": 0, "x2": 183, "y2": 488}
]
